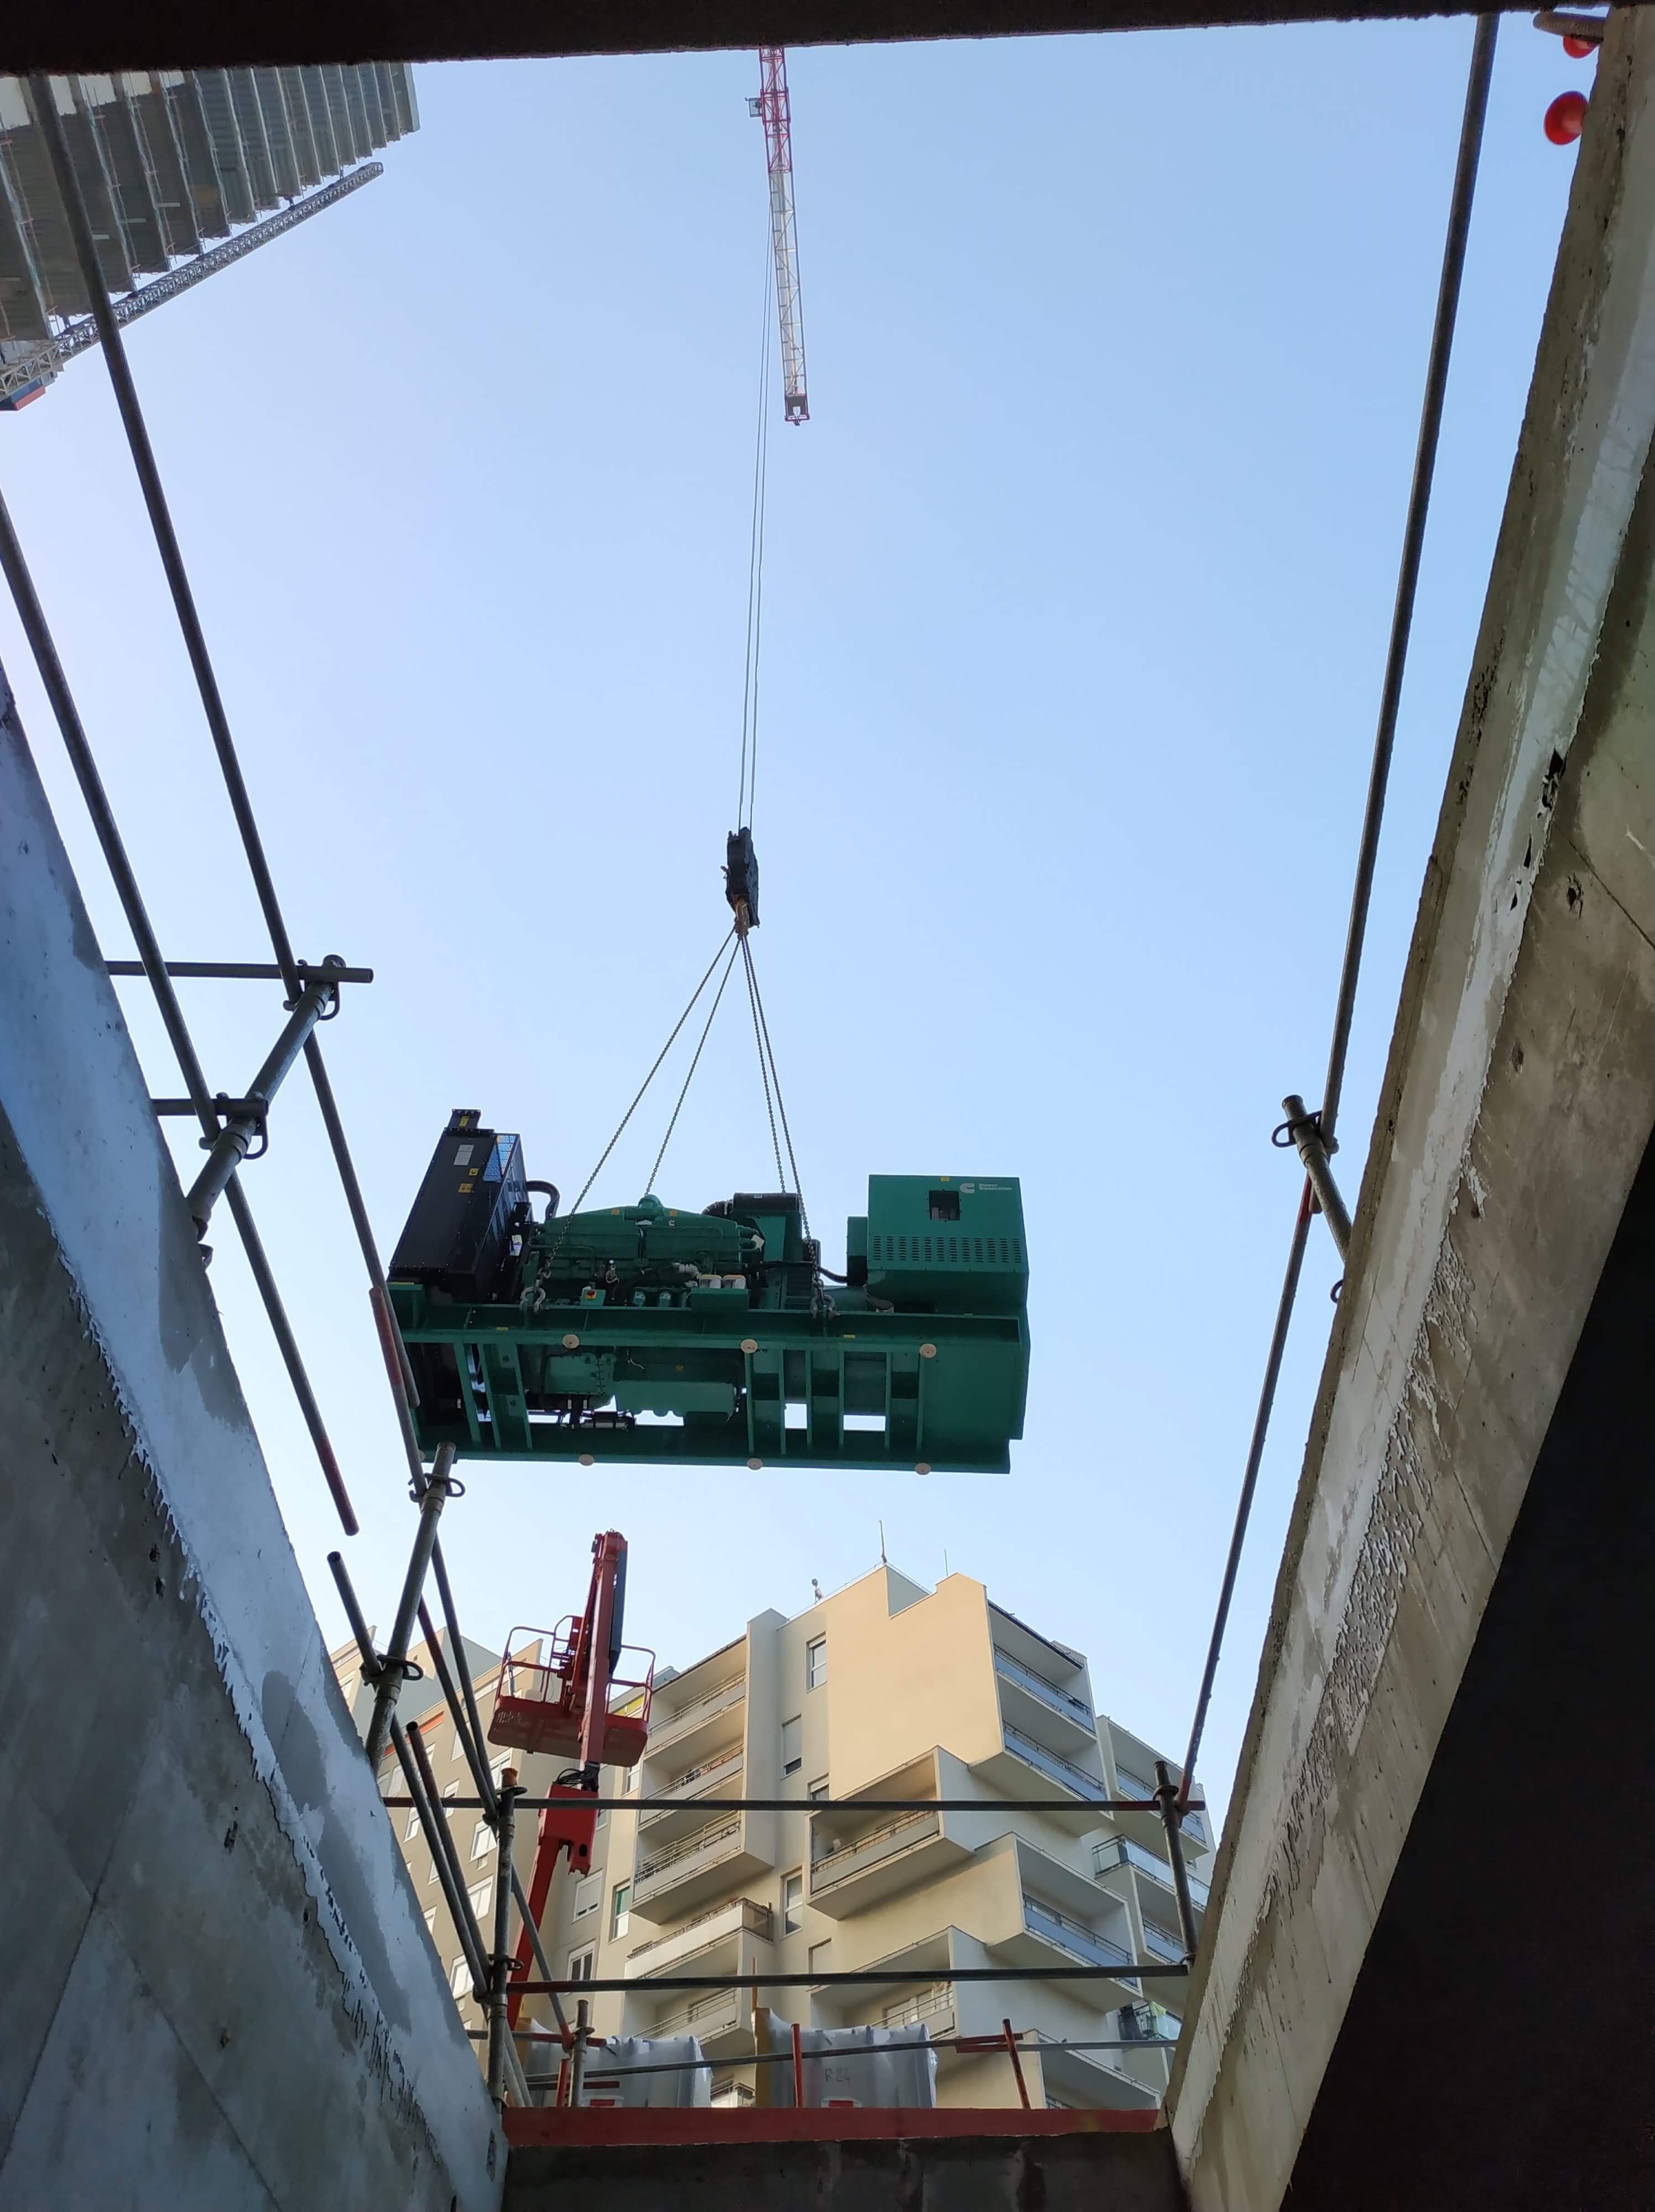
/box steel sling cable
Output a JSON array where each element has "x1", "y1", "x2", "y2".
[
  {"x1": 741, "y1": 933, "x2": 788, "y2": 1194},
  {"x1": 647, "y1": 937, "x2": 743, "y2": 1195},
  {"x1": 563, "y1": 927, "x2": 738, "y2": 1220},
  {"x1": 1177, "y1": 14, "x2": 1498, "y2": 1809},
  {"x1": 742, "y1": 935, "x2": 810, "y2": 1245}
]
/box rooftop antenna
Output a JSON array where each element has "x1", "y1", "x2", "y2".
[
  {"x1": 878, "y1": 1519, "x2": 887, "y2": 1564},
  {"x1": 810, "y1": 1577, "x2": 823, "y2": 1602}
]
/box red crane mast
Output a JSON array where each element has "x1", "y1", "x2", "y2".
[{"x1": 752, "y1": 48, "x2": 809, "y2": 424}]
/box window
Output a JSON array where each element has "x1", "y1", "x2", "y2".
[
  {"x1": 450, "y1": 1957, "x2": 470, "y2": 1997},
  {"x1": 806, "y1": 1637, "x2": 827, "y2": 1691},
  {"x1": 442, "y1": 1782, "x2": 459, "y2": 1802},
  {"x1": 470, "y1": 1821, "x2": 493, "y2": 1862},
  {"x1": 808, "y1": 1939, "x2": 832, "y2": 1977},
  {"x1": 781, "y1": 1717, "x2": 802, "y2": 1777},
  {"x1": 427, "y1": 1858, "x2": 439, "y2": 1885},
  {"x1": 808, "y1": 1775, "x2": 830, "y2": 1801},
  {"x1": 568, "y1": 1947, "x2": 595, "y2": 1983},
  {"x1": 451, "y1": 1729, "x2": 466, "y2": 1761},
  {"x1": 468, "y1": 1879, "x2": 492, "y2": 1922},
  {"x1": 405, "y1": 1807, "x2": 421, "y2": 1842},
  {"x1": 423, "y1": 1907, "x2": 437, "y2": 1934},
  {"x1": 783, "y1": 1870, "x2": 803, "y2": 1934},
  {"x1": 928, "y1": 1188, "x2": 961, "y2": 1222},
  {"x1": 572, "y1": 1870, "x2": 602, "y2": 1921},
  {"x1": 612, "y1": 1882, "x2": 631, "y2": 1939}
]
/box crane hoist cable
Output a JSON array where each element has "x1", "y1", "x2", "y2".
[{"x1": 735, "y1": 243, "x2": 773, "y2": 838}]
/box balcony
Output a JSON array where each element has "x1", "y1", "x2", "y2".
[
  {"x1": 647, "y1": 1984, "x2": 746, "y2": 2052},
  {"x1": 1023, "y1": 1895, "x2": 1138, "y2": 1976},
  {"x1": 993, "y1": 1646, "x2": 1096, "y2": 1737},
  {"x1": 878, "y1": 1981, "x2": 956, "y2": 2040},
  {"x1": 625, "y1": 1897, "x2": 773, "y2": 1980},
  {"x1": 1092, "y1": 1834, "x2": 1210, "y2": 1921},
  {"x1": 1003, "y1": 1724, "x2": 1108, "y2": 1803},
  {"x1": 1113, "y1": 1764, "x2": 1209, "y2": 1849},
  {"x1": 639, "y1": 1746, "x2": 745, "y2": 1840},
  {"x1": 643, "y1": 1673, "x2": 746, "y2": 1764},
  {"x1": 809, "y1": 1808, "x2": 965, "y2": 1920},
  {"x1": 1139, "y1": 1921, "x2": 1189, "y2": 1970},
  {"x1": 632, "y1": 1813, "x2": 770, "y2": 1921}
]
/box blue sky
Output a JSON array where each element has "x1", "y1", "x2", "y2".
[{"x1": 0, "y1": 19, "x2": 1587, "y2": 1820}]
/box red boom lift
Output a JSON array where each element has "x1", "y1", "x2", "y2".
[{"x1": 489, "y1": 1531, "x2": 653, "y2": 2027}]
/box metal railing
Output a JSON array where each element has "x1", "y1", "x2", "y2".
[
  {"x1": 645, "y1": 1674, "x2": 747, "y2": 1751},
  {"x1": 993, "y1": 1647, "x2": 1094, "y2": 1725},
  {"x1": 1022, "y1": 1896, "x2": 1136, "y2": 1976},
  {"x1": 634, "y1": 1815, "x2": 743, "y2": 1892},
  {"x1": 880, "y1": 1981, "x2": 955, "y2": 2030},
  {"x1": 1093, "y1": 1834, "x2": 1211, "y2": 1911},
  {"x1": 641, "y1": 1745, "x2": 745, "y2": 1824},
  {"x1": 1141, "y1": 1922, "x2": 1186, "y2": 1966},
  {"x1": 650, "y1": 1986, "x2": 743, "y2": 2038},
  {"x1": 810, "y1": 1809, "x2": 940, "y2": 1891},
  {"x1": 1003, "y1": 1725, "x2": 1107, "y2": 1801},
  {"x1": 626, "y1": 1897, "x2": 773, "y2": 1966}
]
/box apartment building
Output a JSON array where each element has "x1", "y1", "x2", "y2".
[{"x1": 510, "y1": 1565, "x2": 1213, "y2": 2112}]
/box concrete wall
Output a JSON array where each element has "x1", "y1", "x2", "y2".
[
  {"x1": 504, "y1": 2128, "x2": 1184, "y2": 2212},
  {"x1": 1167, "y1": 16, "x2": 1655, "y2": 2207},
  {"x1": 0, "y1": 661, "x2": 502, "y2": 2209}
]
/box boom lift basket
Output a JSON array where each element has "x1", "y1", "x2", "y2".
[{"x1": 488, "y1": 1623, "x2": 654, "y2": 1767}]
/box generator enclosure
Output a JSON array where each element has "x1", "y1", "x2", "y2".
[{"x1": 388, "y1": 1138, "x2": 1028, "y2": 1474}]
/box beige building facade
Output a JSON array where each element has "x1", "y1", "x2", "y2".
[{"x1": 340, "y1": 1565, "x2": 1214, "y2": 2112}]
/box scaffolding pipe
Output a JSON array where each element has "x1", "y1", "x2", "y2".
[
  {"x1": 184, "y1": 969, "x2": 339, "y2": 1233},
  {"x1": 0, "y1": 481, "x2": 354, "y2": 1532},
  {"x1": 1279, "y1": 1094, "x2": 1351, "y2": 1259},
  {"x1": 487, "y1": 1773, "x2": 520, "y2": 2107},
  {"x1": 365, "y1": 1446, "x2": 456, "y2": 1766},
  {"x1": 1155, "y1": 1760, "x2": 1203, "y2": 1963}
]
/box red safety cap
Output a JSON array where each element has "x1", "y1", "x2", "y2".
[
  {"x1": 1544, "y1": 89, "x2": 1589, "y2": 144},
  {"x1": 1562, "y1": 33, "x2": 1595, "y2": 58}
]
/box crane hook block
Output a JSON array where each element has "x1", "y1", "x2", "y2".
[{"x1": 725, "y1": 828, "x2": 760, "y2": 933}]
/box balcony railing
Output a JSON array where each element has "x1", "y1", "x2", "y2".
[
  {"x1": 1115, "y1": 1766, "x2": 1207, "y2": 1838},
  {"x1": 879, "y1": 1982, "x2": 955, "y2": 2030},
  {"x1": 645, "y1": 1673, "x2": 746, "y2": 1752},
  {"x1": 652, "y1": 1985, "x2": 742, "y2": 2038},
  {"x1": 1141, "y1": 1921, "x2": 1188, "y2": 1965},
  {"x1": 810, "y1": 1809, "x2": 940, "y2": 1892},
  {"x1": 635, "y1": 1815, "x2": 742, "y2": 1892},
  {"x1": 626, "y1": 1897, "x2": 773, "y2": 1969},
  {"x1": 1023, "y1": 1895, "x2": 1136, "y2": 1975},
  {"x1": 1003, "y1": 1724, "x2": 1107, "y2": 1801},
  {"x1": 1093, "y1": 1835, "x2": 1211, "y2": 1911},
  {"x1": 993, "y1": 1647, "x2": 1094, "y2": 1725},
  {"x1": 641, "y1": 1745, "x2": 745, "y2": 1824}
]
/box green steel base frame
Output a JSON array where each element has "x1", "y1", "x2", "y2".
[{"x1": 388, "y1": 1291, "x2": 1026, "y2": 1471}]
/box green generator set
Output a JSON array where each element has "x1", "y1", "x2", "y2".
[{"x1": 387, "y1": 1110, "x2": 1029, "y2": 1473}]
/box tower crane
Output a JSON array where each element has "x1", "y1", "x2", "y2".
[{"x1": 751, "y1": 49, "x2": 809, "y2": 424}]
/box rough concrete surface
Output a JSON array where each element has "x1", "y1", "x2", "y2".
[
  {"x1": 505, "y1": 2128, "x2": 1184, "y2": 2212},
  {"x1": 0, "y1": 664, "x2": 502, "y2": 2210},
  {"x1": 1169, "y1": 14, "x2": 1655, "y2": 2210}
]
